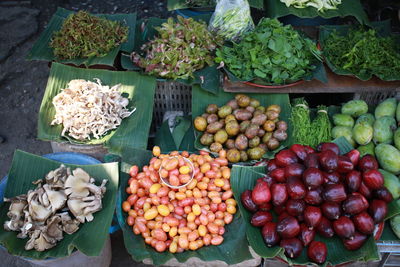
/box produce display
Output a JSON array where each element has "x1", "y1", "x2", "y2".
[
  {"x1": 208, "y1": 0, "x2": 254, "y2": 42},
  {"x1": 280, "y1": 0, "x2": 342, "y2": 12},
  {"x1": 194, "y1": 94, "x2": 288, "y2": 163},
  {"x1": 122, "y1": 148, "x2": 237, "y2": 253},
  {"x1": 215, "y1": 18, "x2": 321, "y2": 85},
  {"x1": 241, "y1": 143, "x2": 392, "y2": 264},
  {"x1": 131, "y1": 16, "x2": 222, "y2": 80},
  {"x1": 323, "y1": 28, "x2": 400, "y2": 80},
  {"x1": 51, "y1": 79, "x2": 135, "y2": 141},
  {"x1": 186, "y1": 0, "x2": 215, "y2": 7},
  {"x1": 3, "y1": 165, "x2": 107, "y2": 251},
  {"x1": 50, "y1": 10, "x2": 128, "y2": 60},
  {"x1": 291, "y1": 98, "x2": 332, "y2": 148}
]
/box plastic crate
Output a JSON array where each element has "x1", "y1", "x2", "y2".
[
  {"x1": 353, "y1": 91, "x2": 400, "y2": 106},
  {"x1": 151, "y1": 81, "x2": 192, "y2": 134}
]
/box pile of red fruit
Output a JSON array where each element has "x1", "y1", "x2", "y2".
[{"x1": 241, "y1": 142, "x2": 392, "y2": 264}]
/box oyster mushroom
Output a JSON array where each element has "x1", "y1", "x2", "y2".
[
  {"x1": 3, "y1": 198, "x2": 27, "y2": 231},
  {"x1": 45, "y1": 215, "x2": 63, "y2": 241},
  {"x1": 64, "y1": 168, "x2": 106, "y2": 198},
  {"x1": 28, "y1": 191, "x2": 52, "y2": 222},
  {"x1": 45, "y1": 165, "x2": 68, "y2": 187},
  {"x1": 43, "y1": 184, "x2": 67, "y2": 212},
  {"x1": 67, "y1": 195, "x2": 103, "y2": 223},
  {"x1": 32, "y1": 231, "x2": 56, "y2": 251},
  {"x1": 59, "y1": 212, "x2": 80, "y2": 234}
]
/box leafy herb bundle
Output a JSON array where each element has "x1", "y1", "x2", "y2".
[
  {"x1": 131, "y1": 16, "x2": 223, "y2": 80},
  {"x1": 324, "y1": 28, "x2": 400, "y2": 80},
  {"x1": 215, "y1": 18, "x2": 321, "y2": 85},
  {"x1": 50, "y1": 11, "x2": 128, "y2": 60},
  {"x1": 310, "y1": 105, "x2": 332, "y2": 147}
]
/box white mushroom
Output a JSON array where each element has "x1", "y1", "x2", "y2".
[
  {"x1": 59, "y1": 212, "x2": 80, "y2": 235},
  {"x1": 28, "y1": 191, "x2": 52, "y2": 222},
  {"x1": 45, "y1": 215, "x2": 63, "y2": 241},
  {"x1": 4, "y1": 199, "x2": 27, "y2": 231},
  {"x1": 67, "y1": 195, "x2": 103, "y2": 223},
  {"x1": 43, "y1": 184, "x2": 67, "y2": 212}
]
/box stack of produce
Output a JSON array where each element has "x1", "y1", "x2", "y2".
[
  {"x1": 122, "y1": 147, "x2": 237, "y2": 253},
  {"x1": 194, "y1": 94, "x2": 288, "y2": 163},
  {"x1": 50, "y1": 10, "x2": 128, "y2": 60},
  {"x1": 4, "y1": 165, "x2": 107, "y2": 251},
  {"x1": 280, "y1": 0, "x2": 342, "y2": 12},
  {"x1": 241, "y1": 143, "x2": 392, "y2": 264},
  {"x1": 131, "y1": 16, "x2": 222, "y2": 80},
  {"x1": 215, "y1": 18, "x2": 321, "y2": 85}
]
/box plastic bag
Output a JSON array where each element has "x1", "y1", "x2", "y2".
[{"x1": 208, "y1": 0, "x2": 254, "y2": 42}]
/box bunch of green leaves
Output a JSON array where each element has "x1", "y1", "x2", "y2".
[
  {"x1": 185, "y1": 0, "x2": 215, "y2": 7},
  {"x1": 50, "y1": 10, "x2": 128, "y2": 60},
  {"x1": 131, "y1": 16, "x2": 223, "y2": 80},
  {"x1": 215, "y1": 18, "x2": 322, "y2": 85},
  {"x1": 280, "y1": 0, "x2": 342, "y2": 12},
  {"x1": 291, "y1": 98, "x2": 311, "y2": 146},
  {"x1": 323, "y1": 27, "x2": 400, "y2": 80},
  {"x1": 310, "y1": 105, "x2": 332, "y2": 147}
]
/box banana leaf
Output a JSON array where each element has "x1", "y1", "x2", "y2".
[
  {"x1": 27, "y1": 7, "x2": 137, "y2": 67},
  {"x1": 121, "y1": 16, "x2": 221, "y2": 94},
  {"x1": 192, "y1": 84, "x2": 292, "y2": 161},
  {"x1": 167, "y1": 0, "x2": 264, "y2": 10},
  {"x1": 265, "y1": 0, "x2": 369, "y2": 25},
  {"x1": 114, "y1": 147, "x2": 253, "y2": 265},
  {"x1": 37, "y1": 62, "x2": 156, "y2": 154},
  {"x1": 319, "y1": 20, "x2": 400, "y2": 81},
  {"x1": 0, "y1": 150, "x2": 119, "y2": 259},
  {"x1": 380, "y1": 221, "x2": 399, "y2": 241}
]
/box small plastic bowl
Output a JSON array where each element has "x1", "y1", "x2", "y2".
[{"x1": 158, "y1": 156, "x2": 195, "y2": 189}]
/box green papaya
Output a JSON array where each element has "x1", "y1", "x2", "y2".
[
  {"x1": 395, "y1": 128, "x2": 400, "y2": 150},
  {"x1": 396, "y1": 102, "x2": 400, "y2": 122},
  {"x1": 379, "y1": 169, "x2": 400, "y2": 199},
  {"x1": 352, "y1": 122, "x2": 373, "y2": 145},
  {"x1": 332, "y1": 126, "x2": 355, "y2": 147},
  {"x1": 375, "y1": 144, "x2": 400, "y2": 174},
  {"x1": 391, "y1": 214, "x2": 400, "y2": 239},
  {"x1": 375, "y1": 98, "x2": 397, "y2": 119},
  {"x1": 373, "y1": 116, "x2": 397, "y2": 144},
  {"x1": 332, "y1": 113, "x2": 354, "y2": 127},
  {"x1": 357, "y1": 142, "x2": 375, "y2": 157},
  {"x1": 341, "y1": 100, "x2": 368, "y2": 118},
  {"x1": 355, "y1": 113, "x2": 375, "y2": 126}
]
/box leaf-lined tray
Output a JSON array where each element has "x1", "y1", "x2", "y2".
[
  {"x1": 37, "y1": 62, "x2": 156, "y2": 154},
  {"x1": 121, "y1": 16, "x2": 221, "y2": 94},
  {"x1": 27, "y1": 7, "x2": 137, "y2": 67},
  {"x1": 265, "y1": 0, "x2": 369, "y2": 25},
  {"x1": 0, "y1": 150, "x2": 119, "y2": 259},
  {"x1": 167, "y1": 0, "x2": 264, "y2": 11},
  {"x1": 113, "y1": 148, "x2": 253, "y2": 265}
]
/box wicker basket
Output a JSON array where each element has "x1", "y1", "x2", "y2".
[{"x1": 151, "y1": 81, "x2": 192, "y2": 134}]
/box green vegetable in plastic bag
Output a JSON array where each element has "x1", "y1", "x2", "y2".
[{"x1": 280, "y1": 0, "x2": 342, "y2": 12}]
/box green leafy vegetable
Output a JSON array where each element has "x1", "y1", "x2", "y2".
[
  {"x1": 310, "y1": 105, "x2": 332, "y2": 147},
  {"x1": 291, "y1": 98, "x2": 311, "y2": 146},
  {"x1": 280, "y1": 0, "x2": 342, "y2": 12},
  {"x1": 131, "y1": 16, "x2": 222, "y2": 80},
  {"x1": 215, "y1": 18, "x2": 321, "y2": 85},
  {"x1": 323, "y1": 27, "x2": 400, "y2": 80},
  {"x1": 50, "y1": 10, "x2": 128, "y2": 60}
]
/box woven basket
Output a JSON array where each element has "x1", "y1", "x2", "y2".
[{"x1": 353, "y1": 91, "x2": 400, "y2": 106}]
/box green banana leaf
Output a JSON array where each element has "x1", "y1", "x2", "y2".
[
  {"x1": 265, "y1": 0, "x2": 369, "y2": 25},
  {"x1": 319, "y1": 20, "x2": 400, "y2": 81},
  {"x1": 167, "y1": 0, "x2": 264, "y2": 10},
  {"x1": 192, "y1": 84, "x2": 292, "y2": 161},
  {"x1": 0, "y1": 150, "x2": 119, "y2": 259},
  {"x1": 37, "y1": 62, "x2": 156, "y2": 154},
  {"x1": 380, "y1": 221, "x2": 399, "y2": 241},
  {"x1": 121, "y1": 16, "x2": 221, "y2": 94},
  {"x1": 27, "y1": 7, "x2": 137, "y2": 67},
  {"x1": 113, "y1": 148, "x2": 253, "y2": 265},
  {"x1": 230, "y1": 144, "x2": 381, "y2": 266}
]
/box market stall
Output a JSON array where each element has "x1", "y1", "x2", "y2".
[{"x1": 1, "y1": 0, "x2": 400, "y2": 266}]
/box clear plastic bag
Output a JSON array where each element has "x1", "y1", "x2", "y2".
[{"x1": 208, "y1": 0, "x2": 255, "y2": 42}]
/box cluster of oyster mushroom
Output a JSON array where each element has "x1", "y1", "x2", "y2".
[{"x1": 3, "y1": 165, "x2": 107, "y2": 251}]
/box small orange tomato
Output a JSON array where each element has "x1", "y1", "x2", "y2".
[{"x1": 122, "y1": 201, "x2": 131, "y2": 212}]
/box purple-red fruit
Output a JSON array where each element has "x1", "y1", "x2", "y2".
[
  {"x1": 321, "y1": 202, "x2": 341, "y2": 220},
  {"x1": 274, "y1": 205, "x2": 286, "y2": 215},
  {"x1": 286, "y1": 199, "x2": 306, "y2": 217},
  {"x1": 344, "y1": 149, "x2": 360, "y2": 166},
  {"x1": 241, "y1": 190, "x2": 258, "y2": 212},
  {"x1": 304, "y1": 206, "x2": 322, "y2": 229},
  {"x1": 280, "y1": 238, "x2": 303, "y2": 259},
  {"x1": 342, "y1": 193, "x2": 369, "y2": 215},
  {"x1": 308, "y1": 241, "x2": 327, "y2": 264},
  {"x1": 304, "y1": 153, "x2": 320, "y2": 169},
  {"x1": 373, "y1": 188, "x2": 394, "y2": 203},
  {"x1": 252, "y1": 181, "x2": 271, "y2": 205},
  {"x1": 251, "y1": 211, "x2": 273, "y2": 227},
  {"x1": 285, "y1": 163, "x2": 305, "y2": 178},
  {"x1": 317, "y1": 142, "x2": 340, "y2": 155},
  {"x1": 363, "y1": 169, "x2": 384, "y2": 190},
  {"x1": 290, "y1": 144, "x2": 307, "y2": 161},
  {"x1": 345, "y1": 170, "x2": 361, "y2": 193},
  {"x1": 304, "y1": 188, "x2": 323, "y2": 205},
  {"x1": 323, "y1": 172, "x2": 341, "y2": 184},
  {"x1": 319, "y1": 150, "x2": 339, "y2": 172},
  {"x1": 358, "y1": 182, "x2": 372, "y2": 199},
  {"x1": 262, "y1": 222, "x2": 280, "y2": 247},
  {"x1": 369, "y1": 199, "x2": 388, "y2": 223},
  {"x1": 343, "y1": 232, "x2": 367, "y2": 251},
  {"x1": 267, "y1": 159, "x2": 278, "y2": 172},
  {"x1": 304, "y1": 146, "x2": 315, "y2": 154},
  {"x1": 333, "y1": 216, "x2": 355, "y2": 239},
  {"x1": 259, "y1": 202, "x2": 272, "y2": 211},
  {"x1": 316, "y1": 217, "x2": 334, "y2": 238},
  {"x1": 286, "y1": 176, "x2": 306, "y2": 200},
  {"x1": 257, "y1": 175, "x2": 274, "y2": 187},
  {"x1": 278, "y1": 212, "x2": 290, "y2": 221},
  {"x1": 358, "y1": 155, "x2": 379, "y2": 171},
  {"x1": 299, "y1": 223, "x2": 315, "y2": 246},
  {"x1": 323, "y1": 184, "x2": 347, "y2": 203},
  {"x1": 271, "y1": 183, "x2": 288, "y2": 207},
  {"x1": 275, "y1": 149, "x2": 298, "y2": 167},
  {"x1": 352, "y1": 212, "x2": 375, "y2": 235},
  {"x1": 277, "y1": 216, "x2": 300, "y2": 239},
  {"x1": 303, "y1": 168, "x2": 324, "y2": 189},
  {"x1": 337, "y1": 155, "x2": 354, "y2": 173},
  {"x1": 270, "y1": 168, "x2": 286, "y2": 183}
]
